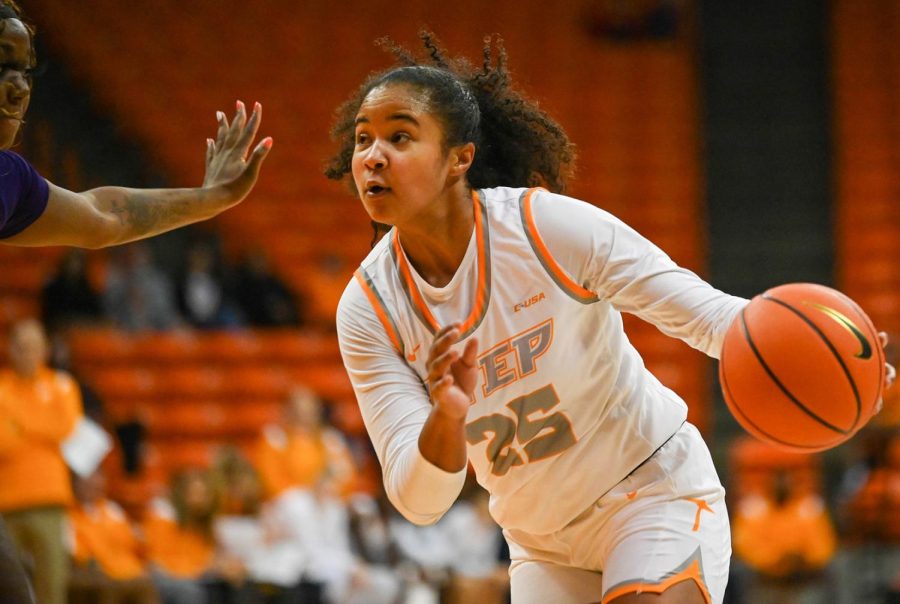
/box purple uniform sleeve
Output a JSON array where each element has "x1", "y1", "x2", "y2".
[{"x1": 0, "y1": 151, "x2": 50, "y2": 239}]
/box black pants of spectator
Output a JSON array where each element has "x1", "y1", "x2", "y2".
[{"x1": 0, "y1": 516, "x2": 34, "y2": 604}]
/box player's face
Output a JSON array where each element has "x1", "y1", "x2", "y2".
[
  {"x1": 0, "y1": 18, "x2": 32, "y2": 150},
  {"x1": 351, "y1": 84, "x2": 456, "y2": 227}
]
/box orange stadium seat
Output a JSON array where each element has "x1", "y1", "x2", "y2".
[
  {"x1": 255, "y1": 330, "x2": 343, "y2": 365},
  {"x1": 160, "y1": 367, "x2": 230, "y2": 399},
  {"x1": 90, "y1": 368, "x2": 159, "y2": 401},
  {"x1": 68, "y1": 329, "x2": 137, "y2": 368},
  {"x1": 225, "y1": 366, "x2": 292, "y2": 399},
  {"x1": 131, "y1": 332, "x2": 202, "y2": 366},
  {"x1": 192, "y1": 332, "x2": 264, "y2": 364}
]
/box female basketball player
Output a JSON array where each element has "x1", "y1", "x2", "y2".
[
  {"x1": 330, "y1": 33, "x2": 894, "y2": 604},
  {"x1": 0, "y1": 3, "x2": 270, "y2": 602}
]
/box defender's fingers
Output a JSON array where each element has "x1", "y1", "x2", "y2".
[
  {"x1": 240, "y1": 137, "x2": 273, "y2": 179},
  {"x1": 237, "y1": 102, "x2": 263, "y2": 150},
  {"x1": 215, "y1": 111, "x2": 229, "y2": 145},
  {"x1": 225, "y1": 100, "x2": 247, "y2": 147}
]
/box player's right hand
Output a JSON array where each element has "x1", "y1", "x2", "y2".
[
  {"x1": 203, "y1": 100, "x2": 273, "y2": 207},
  {"x1": 425, "y1": 324, "x2": 479, "y2": 421}
]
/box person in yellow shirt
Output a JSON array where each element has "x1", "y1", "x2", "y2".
[
  {"x1": 0, "y1": 319, "x2": 83, "y2": 604},
  {"x1": 67, "y1": 469, "x2": 159, "y2": 604},
  {"x1": 732, "y1": 470, "x2": 837, "y2": 604},
  {"x1": 255, "y1": 386, "x2": 356, "y2": 502}
]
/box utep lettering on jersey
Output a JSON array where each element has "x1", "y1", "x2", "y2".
[{"x1": 467, "y1": 318, "x2": 577, "y2": 477}]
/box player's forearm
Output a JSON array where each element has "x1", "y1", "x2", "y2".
[
  {"x1": 418, "y1": 406, "x2": 468, "y2": 472},
  {"x1": 84, "y1": 184, "x2": 235, "y2": 246}
]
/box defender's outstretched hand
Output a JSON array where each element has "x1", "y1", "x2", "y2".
[{"x1": 204, "y1": 100, "x2": 273, "y2": 206}]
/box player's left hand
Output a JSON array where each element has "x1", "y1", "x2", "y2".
[
  {"x1": 426, "y1": 324, "x2": 479, "y2": 421},
  {"x1": 203, "y1": 100, "x2": 273, "y2": 206}
]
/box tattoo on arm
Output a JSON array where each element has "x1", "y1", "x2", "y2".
[{"x1": 101, "y1": 187, "x2": 213, "y2": 242}]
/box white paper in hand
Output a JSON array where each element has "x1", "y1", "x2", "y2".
[{"x1": 61, "y1": 417, "x2": 113, "y2": 478}]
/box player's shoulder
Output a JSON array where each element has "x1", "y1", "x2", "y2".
[
  {"x1": 524, "y1": 188, "x2": 629, "y2": 240},
  {"x1": 481, "y1": 186, "x2": 620, "y2": 223},
  {"x1": 0, "y1": 150, "x2": 28, "y2": 171},
  {"x1": 478, "y1": 186, "x2": 528, "y2": 205}
]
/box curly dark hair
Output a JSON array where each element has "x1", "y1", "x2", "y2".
[{"x1": 325, "y1": 31, "x2": 576, "y2": 196}]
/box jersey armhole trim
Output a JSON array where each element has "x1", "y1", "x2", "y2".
[
  {"x1": 353, "y1": 268, "x2": 406, "y2": 357},
  {"x1": 519, "y1": 188, "x2": 600, "y2": 304}
]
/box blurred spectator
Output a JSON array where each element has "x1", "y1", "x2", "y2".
[
  {"x1": 346, "y1": 490, "x2": 410, "y2": 603},
  {"x1": 175, "y1": 241, "x2": 241, "y2": 330},
  {"x1": 49, "y1": 333, "x2": 105, "y2": 424},
  {"x1": 732, "y1": 469, "x2": 837, "y2": 604},
  {"x1": 143, "y1": 468, "x2": 245, "y2": 604},
  {"x1": 41, "y1": 249, "x2": 105, "y2": 333},
  {"x1": 0, "y1": 319, "x2": 84, "y2": 604},
  {"x1": 254, "y1": 386, "x2": 356, "y2": 502},
  {"x1": 440, "y1": 482, "x2": 509, "y2": 604},
  {"x1": 383, "y1": 479, "x2": 509, "y2": 604},
  {"x1": 104, "y1": 244, "x2": 182, "y2": 331},
  {"x1": 348, "y1": 490, "x2": 402, "y2": 572},
  {"x1": 49, "y1": 334, "x2": 148, "y2": 478},
  {"x1": 234, "y1": 247, "x2": 304, "y2": 328},
  {"x1": 210, "y1": 446, "x2": 262, "y2": 518},
  {"x1": 389, "y1": 508, "x2": 451, "y2": 603},
  {"x1": 210, "y1": 447, "x2": 323, "y2": 603},
  {"x1": 265, "y1": 478, "x2": 398, "y2": 604},
  {"x1": 66, "y1": 469, "x2": 160, "y2": 604}
]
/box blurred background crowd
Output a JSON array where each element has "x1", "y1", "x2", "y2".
[{"x1": 0, "y1": 0, "x2": 898, "y2": 603}]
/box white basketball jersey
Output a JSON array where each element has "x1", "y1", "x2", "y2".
[{"x1": 337, "y1": 187, "x2": 746, "y2": 535}]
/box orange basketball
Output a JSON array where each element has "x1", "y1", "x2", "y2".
[{"x1": 719, "y1": 283, "x2": 885, "y2": 452}]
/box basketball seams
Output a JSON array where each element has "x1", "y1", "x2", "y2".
[
  {"x1": 719, "y1": 335, "x2": 836, "y2": 452},
  {"x1": 740, "y1": 302, "x2": 854, "y2": 435},
  {"x1": 761, "y1": 295, "x2": 863, "y2": 432}
]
